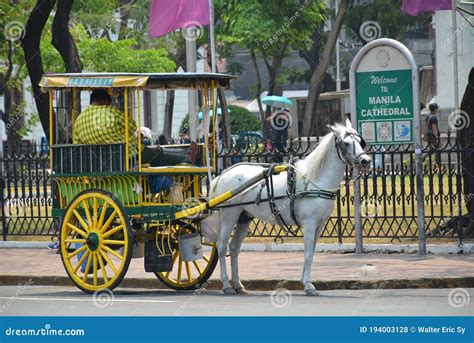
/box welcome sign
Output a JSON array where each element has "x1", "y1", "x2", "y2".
[
  {"x1": 356, "y1": 69, "x2": 414, "y2": 144},
  {"x1": 351, "y1": 41, "x2": 417, "y2": 145}
]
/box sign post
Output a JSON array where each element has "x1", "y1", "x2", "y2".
[{"x1": 350, "y1": 38, "x2": 425, "y2": 255}]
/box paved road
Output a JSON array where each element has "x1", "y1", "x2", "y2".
[{"x1": 0, "y1": 286, "x2": 472, "y2": 316}]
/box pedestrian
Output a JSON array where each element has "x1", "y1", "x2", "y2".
[
  {"x1": 424, "y1": 102, "x2": 442, "y2": 169},
  {"x1": 266, "y1": 109, "x2": 292, "y2": 163}
]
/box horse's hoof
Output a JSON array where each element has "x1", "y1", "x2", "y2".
[
  {"x1": 234, "y1": 287, "x2": 248, "y2": 295},
  {"x1": 305, "y1": 288, "x2": 319, "y2": 296},
  {"x1": 223, "y1": 287, "x2": 237, "y2": 295}
]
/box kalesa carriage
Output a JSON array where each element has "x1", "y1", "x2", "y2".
[{"x1": 41, "y1": 72, "x2": 289, "y2": 293}]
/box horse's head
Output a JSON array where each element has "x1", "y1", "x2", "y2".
[{"x1": 328, "y1": 119, "x2": 372, "y2": 171}]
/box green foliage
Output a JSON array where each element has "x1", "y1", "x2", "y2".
[
  {"x1": 72, "y1": 0, "x2": 118, "y2": 34},
  {"x1": 347, "y1": 0, "x2": 430, "y2": 41},
  {"x1": 17, "y1": 112, "x2": 40, "y2": 138},
  {"x1": 216, "y1": 0, "x2": 325, "y2": 55},
  {"x1": 180, "y1": 105, "x2": 260, "y2": 134},
  {"x1": 0, "y1": 0, "x2": 35, "y2": 82},
  {"x1": 79, "y1": 38, "x2": 175, "y2": 73},
  {"x1": 228, "y1": 105, "x2": 260, "y2": 133},
  {"x1": 41, "y1": 23, "x2": 175, "y2": 73}
]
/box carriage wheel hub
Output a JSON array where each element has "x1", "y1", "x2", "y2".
[{"x1": 86, "y1": 232, "x2": 100, "y2": 251}]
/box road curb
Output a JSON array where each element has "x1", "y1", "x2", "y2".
[
  {"x1": 1, "y1": 275, "x2": 473, "y2": 291},
  {"x1": 1, "y1": 241, "x2": 472, "y2": 254}
]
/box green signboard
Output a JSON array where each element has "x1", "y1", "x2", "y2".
[{"x1": 356, "y1": 69, "x2": 413, "y2": 144}]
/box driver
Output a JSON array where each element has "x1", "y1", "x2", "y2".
[{"x1": 73, "y1": 89, "x2": 198, "y2": 166}]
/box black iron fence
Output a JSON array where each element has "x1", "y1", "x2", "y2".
[
  {"x1": 0, "y1": 135, "x2": 471, "y2": 243},
  {"x1": 218, "y1": 133, "x2": 470, "y2": 243}
]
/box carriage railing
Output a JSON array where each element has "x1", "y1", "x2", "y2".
[{"x1": 52, "y1": 143, "x2": 127, "y2": 174}]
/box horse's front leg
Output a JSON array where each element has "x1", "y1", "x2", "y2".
[{"x1": 301, "y1": 221, "x2": 319, "y2": 296}]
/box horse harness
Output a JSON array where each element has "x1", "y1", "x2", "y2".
[
  {"x1": 215, "y1": 131, "x2": 366, "y2": 237},
  {"x1": 334, "y1": 131, "x2": 367, "y2": 167},
  {"x1": 263, "y1": 161, "x2": 338, "y2": 236}
]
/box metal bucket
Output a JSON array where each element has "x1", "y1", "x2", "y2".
[{"x1": 178, "y1": 232, "x2": 203, "y2": 261}]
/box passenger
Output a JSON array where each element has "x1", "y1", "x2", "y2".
[{"x1": 73, "y1": 89, "x2": 198, "y2": 166}]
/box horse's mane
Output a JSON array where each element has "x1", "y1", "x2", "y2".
[{"x1": 298, "y1": 123, "x2": 345, "y2": 178}]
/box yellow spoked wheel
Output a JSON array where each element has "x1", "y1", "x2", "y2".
[
  {"x1": 59, "y1": 190, "x2": 133, "y2": 293},
  {"x1": 155, "y1": 221, "x2": 218, "y2": 290}
]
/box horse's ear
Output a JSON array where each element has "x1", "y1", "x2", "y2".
[{"x1": 345, "y1": 118, "x2": 352, "y2": 129}]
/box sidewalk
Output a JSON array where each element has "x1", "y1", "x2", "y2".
[{"x1": 0, "y1": 248, "x2": 473, "y2": 290}]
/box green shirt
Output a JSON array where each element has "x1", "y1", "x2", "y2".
[{"x1": 73, "y1": 105, "x2": 137, "y2": 146}]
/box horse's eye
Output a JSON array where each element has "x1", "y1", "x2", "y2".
[{"x1": 344, "y1": 142, "x2": 350, "y2": 147}]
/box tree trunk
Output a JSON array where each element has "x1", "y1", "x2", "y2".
[
  {"x1": 163, "y1": 90, "x2": 174, "y2": 140},
  {"x1": 299, "y1": 29, "x2": 322, "y2": 74},
  {"x1": 460, "y1": 68, "x2": 474, "y2": 226},
  {"x1": 263, "y1": 40, "x2": 289, "y2": 117},
  {"x1": 250, "y1": 50, "x2": 265, "y2": 134},
  {"x1": 301, "y1": 0, "x2": 349, "y2": 137},
  {"x1": 21, "y1": 0, "x2": 57, "y2": 140},
  {"x1": 52, "y1": 0, "x2": 83, "y2": 73},
  {"x1": 4, "y1": 85, "x2": 24, "y2": 153},
  {"x1": 118, "y1": 0, "x2": 133, "y2": 40}
]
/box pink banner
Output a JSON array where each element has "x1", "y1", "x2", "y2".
[
  {"x1": 149, "y1": 0, "x2": 210, "y2": 37},
  {"x1": 402, "y1": 0, "x2": 452, "y2": 16}
]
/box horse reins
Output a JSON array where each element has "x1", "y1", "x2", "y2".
[{"x1": 334, "y1": 132, "x2": 367, "y2": 168}]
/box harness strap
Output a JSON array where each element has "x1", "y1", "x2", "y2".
[
  {"x1": 265, "y1": 164, "x2": 299, "y2": 237},
  {"x1": 286, "y1": 160, "x2": 301, "y2": 227}
]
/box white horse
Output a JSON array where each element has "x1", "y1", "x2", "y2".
[{"x1": 201, "y1": 119, "x2": 371, "y2": 296}]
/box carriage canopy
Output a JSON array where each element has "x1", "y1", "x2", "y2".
[{"x1": 39, "y1": 72, "x2": 235, "y2": 90}]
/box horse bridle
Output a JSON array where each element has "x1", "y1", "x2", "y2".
[{"x1": 334, "y1": 131, "x2": 367, "y2": 167}]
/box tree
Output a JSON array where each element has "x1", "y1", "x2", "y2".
[
  {"x1": 180, "y1": 105, "x2": 259, "y2": 135},
  {"x1": 346, "y1": 0, "x2": 430, "y2": 44},
  {"x1": 21, "y1": 0, "x2": 176, "y2": 140},
  {"x1": 300, "y1": 0, "x2": 349, "y2": 136},
  {"x1": 1, "y1": 0, "x2": 38, "y2": 148},
  {"x1": 227, "y1": 105, "x2": 260, "y2": 133},
  {"x1": 217, "y1": 0, "x2": 325, "y2": 122},
  {"x1": 22, "y1": 0, "x2": 60, "y2": 140}
]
